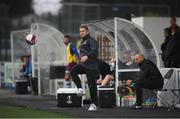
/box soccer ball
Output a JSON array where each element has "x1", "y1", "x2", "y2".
[{"x1": 25, "y1": 34, "x2": 37, "y2": 45}]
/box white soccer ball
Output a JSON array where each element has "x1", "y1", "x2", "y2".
[{"x1": 25, "y1": 34, "x2": 37, "y2": 45}]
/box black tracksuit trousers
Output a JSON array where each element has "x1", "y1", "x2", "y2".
[
  {"x1": 136, "y1": 79, "x2": 163, "y2": 105},
  {"x1": 71, "y1": 64, "x2": 97, "y2": 105}
]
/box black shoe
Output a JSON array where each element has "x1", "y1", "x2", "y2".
[{"x1": 131, "y1": 103, "x2": 143, "y2": 109}]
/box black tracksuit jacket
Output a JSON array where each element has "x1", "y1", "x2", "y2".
[{"x1": 79, "y1": 34, "x2": 98, "y2": 70}]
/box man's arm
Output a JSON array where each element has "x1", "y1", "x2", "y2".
[
  {"x1": 139, "y1": 63, "x2": 151, "y2": 81},
  {"x1": 70, "y1": 44, "x2": 80, "y2": 60},
  {"x1": 28, "y1": 61, "x2": 32, "y2": 76}
]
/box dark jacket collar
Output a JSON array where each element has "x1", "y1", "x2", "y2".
[
  {"x1": 82, "y1": 34, "x2": 90, "y2": 41},
  {"x1": 138, "y1": 59, "x2": 146, "y2": 66}
]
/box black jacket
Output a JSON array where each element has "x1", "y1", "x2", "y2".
[
  {"x1": 79, "y1": 34, "x2": 98, "y2": 70},
  {"x1": 165, "y1": 31, "x2": 180, "y2": 67},
  {"x1": 138, "y1": 59, "x2": 163, "y2": 85},
  {"x1": 161, "y1": 36, "x2": 172, "y2": 62}
]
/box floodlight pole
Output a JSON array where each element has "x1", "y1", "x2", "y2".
[
  {"x1": 114, "y1": 17, "x2": 120, "y2": 107},
  {"x1": 10, "y1": 32, "x2": 15, "y2": 88},
  {"x1": 30, "y1": 24, "x2": 41, "y2": 95}
]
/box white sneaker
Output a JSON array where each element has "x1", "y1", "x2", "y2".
[
  {"x1": 88, "y1": 103, "x2": 97, "y2": 111},
  {"x1": 76, "y1": 88, "x2": 85, "y2": 97}
]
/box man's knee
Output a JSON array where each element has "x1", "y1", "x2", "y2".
[
  {"x1": 136, "y1": 80, "x2": 142, "y2": 87},
  {"x1": 70, "y1": 67, "x2": 76, "y2": 77}
]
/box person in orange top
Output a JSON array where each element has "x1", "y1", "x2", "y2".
[{"x1": 169, "y1": 17, "x2": 180, "y2": 35}]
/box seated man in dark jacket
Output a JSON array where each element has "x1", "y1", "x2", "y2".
[{"x1": 127, "y1": 53, "x2": 164, "y2": 109}]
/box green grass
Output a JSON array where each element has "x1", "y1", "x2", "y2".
[{"x1": 0, "y1": 103, "x2": 73, "y2": 118}]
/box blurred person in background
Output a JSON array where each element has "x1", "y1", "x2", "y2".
[
  {"x1": 20, "y1": 55, "x2": 32, "y2": 93},
  {"x1": 169, "y1": 17, "x2": 180, "y2": 35},
  {"x1": 118, "y1": 50, "x2": 137, "y2": 69},
  {"x1": 165, "y1": 18, "x2": 180, "y2": 68},
  {"x1": 161, "y1": 28, "x2": 172, "y2": 67},
  {"x1": 20, "y1": 55, "x2": 32, "y2": 80},
  {"x1": 63, "y1": 35, "x2": 80, "y2": 88}
]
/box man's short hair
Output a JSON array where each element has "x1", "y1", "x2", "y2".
[
  {"x1": 80, "y1": 25, "x2": 89, "y2": 31},
  {"x1": 64, "y1": 35, "x2": 72, "y2": 42},
  {"x1": 21, "y1": 55, "x2": 31, "y2": 61},
  {"x1": 64, "y1": 35, "x2": 71, "y2": 39}
]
